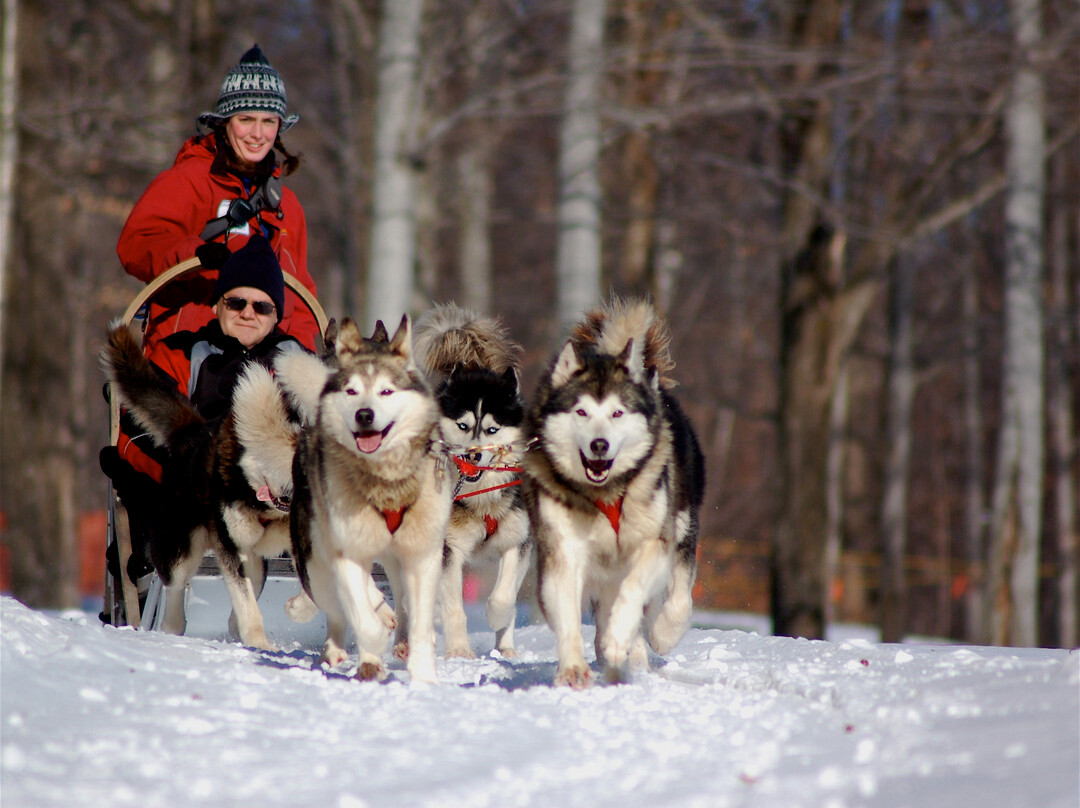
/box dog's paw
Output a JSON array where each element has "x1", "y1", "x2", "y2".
[
  {"x1": 495, "y1": 646, "x2": 519, "y2": 660},
  {"x1": 554, "y1": 664, "x2": 592, "y2": 689},
  {"x1": 443, "y1": 645, "x2": 476, "y2": 660},
  {"x1": 356, "y1": 661, "x2": 386, "y2": 681},
  {"x1": 392, "y1": 641, "x2": 410, "y2": 661},
  {"x1": 320, "y1": 645, "x2": 350, "y2": 668},
  {"x1": 375, "y1": 600, "x2": 396, "y2": 631},
  {"x1": 601, "y1": 638, "x2": 630, "y2": 672},
  {"x1": 285, "y1": 592, "x2": 319, "y2": 623}
]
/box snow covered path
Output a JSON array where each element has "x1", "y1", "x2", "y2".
[{"x1": 2, "y1": 595, "x2": 1077, "y2": 808}]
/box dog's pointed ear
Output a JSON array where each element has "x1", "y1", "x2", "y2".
[
  {"x1": 336, "y1": 318, "x2": 363, "y2": 358},
  {"x1": 388, "y1": 314, "x2": 414, "y2": 365},
  {"x1": 550, "y1": 340, "x2": 582, "y2": 388},
  {"x1": 500, "y1": 365, "x2": 520, "y2": 393},
  {"x1": 616, "y1": 338, "x2": 646, "y2": 382},
  {"x1": 319, "y1": 318, "x2": 339, "y2": 361},
  {"x1": 370, "y1": 320, "x2": 389, "y2": 343}
]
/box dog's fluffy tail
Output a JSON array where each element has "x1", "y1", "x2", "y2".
[
  {"x1": 274, "y1": 350, "x2": 334, "y2": 426},
  {"x1": 414, "y1": 302, "x2": 522, "y2": 379},
  {"x1": 570, "y1": 297, "x2": 676, "y2": 388},
  {"x1": 232, "y1": 362, "x2": 299, "y2": 496},
  {"x1": 100, "y1": 321, "x2": 204, "y2": 448}
]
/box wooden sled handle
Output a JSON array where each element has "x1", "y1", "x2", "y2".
[
  {"x1": 120, "y1": 256, "x2": 329, "y2": 334},
  {"x1": 109, "y1": 257, "x2": 329, "y2": 443}
]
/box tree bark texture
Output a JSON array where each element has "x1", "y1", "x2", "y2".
[
  {"x1": 555, "y1": 0, "x2": 606, "y2": 328},
  {"x1": 986, "y1": 0, "x2": 1047, "y2": 647},
  {"x1": 366, "y1": 0, "x2": 425, "y2": 329}
]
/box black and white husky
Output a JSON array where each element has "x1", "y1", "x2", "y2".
[
  {"x1": 414, "y1": 303, "x2": 532, "y2": 658},
  {"x1": 521, "y1": 298, "x2": 705, "y2": 687},
  {"x1": 100, "y1": 323, "x2": 298, "y2": 650},
  {"x1": 276, "y1": 316, "x2": 450, "y2": 684}
]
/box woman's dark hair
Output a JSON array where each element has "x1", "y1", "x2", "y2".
[{"x1": 209, "y1": 127, "x2": 302, "y2": 179}]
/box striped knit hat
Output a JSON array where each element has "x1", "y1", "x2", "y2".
[{"x1": 198, "y1": 44, "x2": 299, "y2": 132}]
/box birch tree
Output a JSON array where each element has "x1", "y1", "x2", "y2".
[
  {"x1": 555, "y1": 0, "x2": 606, "y2": 328},
  {"x1": 1047, "y1": 156, "x2": 1076, "y2": 647},
  {"x1": 0, "y1": 0, "x2": 17, "y2": 402},
  {"x1": 366, "y1": 0, "x2": 425, "y2": 329},
  {"x1": 986, "y1": 0, "x2": 1047, "y2": 647}
]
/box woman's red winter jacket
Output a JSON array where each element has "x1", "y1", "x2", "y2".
[{"x1": 116, "y1": 134, "x2": 319, "y2": 354}]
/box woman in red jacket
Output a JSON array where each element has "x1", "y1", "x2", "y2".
[{"x1": 117, "y1": 43, "x2": 319, "y2": 355}]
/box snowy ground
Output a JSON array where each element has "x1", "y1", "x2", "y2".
[{"x1": 2, "y1": 590, "x2": 1077, "y2": 808}]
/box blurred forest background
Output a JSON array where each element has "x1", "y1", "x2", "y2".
[{"x1": 0, "y1": 0, "x2": 1077, "y2": 647}]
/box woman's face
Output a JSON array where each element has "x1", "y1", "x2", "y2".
[
  {"x1": 225, "y1": 113, "x2": 280, "y2": 167},
  {"x1": 214, "y1": 285, "x2": 277, "y2": 348}
]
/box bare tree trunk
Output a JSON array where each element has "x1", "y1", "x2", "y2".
[
  {"x1": 1048, "y1": 156, "x2": 1077, "y2": 648},
  {"x1": 329, "y1": 0, "x2": 372, "y2": 322},
  {"x1": 366, "y1": 0, "x2": 425, "y2": 329},
  {"x1": 771, "y1": 0, "x2": 861, "y2": 641},
  {"x1": 962, "y1": 259, "x2": 987, "y2": 643},
  {"x1": 0, "y1": 0, "x2": 17, "y2": 402},
  {"x1": 555, "y1": 0, "x2": 606, "y2": 328},
  {"x1": 457, "y1": 146, "x2": 493, "y2": 313},
  {"x1": 881, "y1": 253, "x2": 915, "y2": 643},
  {"x1": 987, "y1": 0, "x2": 1046, "y2": 647}
]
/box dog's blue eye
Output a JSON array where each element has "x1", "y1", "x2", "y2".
[
  {"x1": 486, "y1": 426, "x2": 499, "y2": 435},
  {"x1": 379, "y1": 389, "x2": 393, "y2": 396},
  {"x1": 457, "y1": 423, "x2": 469, "y2": 431},
  {"x1": 612, "y1": 410, "x2": 624, "y2": 418}
]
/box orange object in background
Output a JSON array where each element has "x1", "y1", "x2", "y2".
[{"x1": 80, "y1": 511, "x2": 108, "y2": 598}]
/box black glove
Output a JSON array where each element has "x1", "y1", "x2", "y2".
[{"x1": 195, "y1": 242, "x2": 231, "y2": 270}]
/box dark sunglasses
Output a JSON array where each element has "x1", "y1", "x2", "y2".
[{"x1": 222, "y1": 296, "x2": 276, "y2": 317}]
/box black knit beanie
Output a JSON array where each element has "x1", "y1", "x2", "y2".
[
  {"x1": 212, "y1": 236, "x2": 286, "y2": 322},
  {"x1": 198, "y1": 44, "x2": 299, "y2": 132}
]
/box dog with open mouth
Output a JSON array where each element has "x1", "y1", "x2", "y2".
[
  {"x1": 414, "y1": 303, "x2": 532, "y2": 659},
  {"x1": 521, "y1": 298, "x2": 705, "y2": 688},
  {"x1": 276, "y1": 316, "x2": 450, "y2": 683}
]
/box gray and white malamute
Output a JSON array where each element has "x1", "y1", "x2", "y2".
[
  {"x1": 522, "y1": 298, "x2": 705, "y2": 688},
  {"x1": 100, "y1": 324, "x2": 298, "y2": 650},
  {"x1": 276, "y1": 316, "x2": 450, "y2": 684},
  {"x1": 414, "y1": 303, "x2": 532, "y2": 658}
]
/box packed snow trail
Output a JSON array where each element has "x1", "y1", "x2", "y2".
[{"x1": 2, "y1": 596, "x2": 1077, "y2": 808}]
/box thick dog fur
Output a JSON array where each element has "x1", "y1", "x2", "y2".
[
  {"x1": 279, "y1": 316, "x2": 450, "y2": 683},
  {"x1": 414, "y1": 303, "x2": 531, "y2": 658},
  {"x1": 100, "y1": 323, "x2": 297, "y2": 650},
  {"x1": 521, "y1": 298, "x2": 705, "y2": 688}
]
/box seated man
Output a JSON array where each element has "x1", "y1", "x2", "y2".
[{"x1": 101, "y1": 235, "x2": 304, "y2": 591}]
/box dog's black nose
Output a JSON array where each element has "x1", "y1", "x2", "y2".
[
  {"x1": 590, "y1": 438, "x2": 609, "y2": 456},
  {"x1": 355, "y1": 408, "x2": 375, "y2": 429}
]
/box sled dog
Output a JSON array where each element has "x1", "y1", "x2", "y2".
[
  {"x1": 100, "y1": 323, "x2": 298, "y2": 650},
  {"x1": 521, "y1": 298, "x2": 705, "y2": 687},
  {"x1": 414, "y1": 303, "x2": 531, "y2": 658},
  {"x1": 277, "y1": 316, "x2": 450, "y2": 683}
]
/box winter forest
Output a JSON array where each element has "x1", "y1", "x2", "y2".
[{"x1": 0, "y1": 0, "x2": 1077, "y2": 649}]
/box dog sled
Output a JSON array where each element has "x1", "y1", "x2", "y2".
[{"x1": 101, "y1": 257, "x2": 392, "y2": 639}]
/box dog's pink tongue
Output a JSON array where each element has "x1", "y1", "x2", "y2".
[
  {"x1": 256, "y1": 485, "x2": 273, "y2": 502},
  {"x1": 356, "y1": 431, "x2": 384, "y2": 454}
]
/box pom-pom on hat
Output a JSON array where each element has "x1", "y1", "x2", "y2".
[
  {"x1": 212, "y1": 236, "x2": 286, "y2": 323},
  {"x1": 198, "y1": 44, "x2": 299, "y2": 133}
]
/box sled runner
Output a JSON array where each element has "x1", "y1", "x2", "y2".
[{"x1": 101, "y1": 257, "x2": 392, "y2": 639}]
